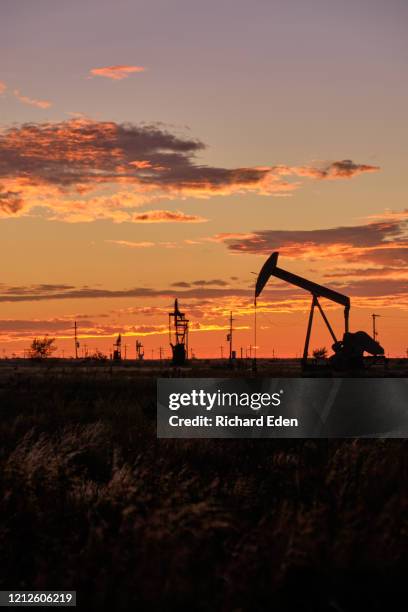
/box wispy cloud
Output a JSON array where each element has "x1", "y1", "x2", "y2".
[
  {"x1": 89, "y1": 65, "x2": 146, "y2": 80},
  {"x1": 106, "y1": 238, "x2": 207, "y2": 249},
  {"x1": 106, "y1": 240, "x2": 155, "y2": 248},
  {"x1": 13, "y1": 89, "x2": 52, "y2": 109},
  {"x1": 324, "y1": 267, "x2": 408, "y2": 279},
  {"x1": 0, "y1": 318, "x2": 92, "y2": 332},
  {"x1": 131, "y1": 210, "x2": 206, "y2": 223},
  {"x1": 1, "y1": 278, "x2": 407, "y2": 311},
  {"x1": 171, "y1": 279, "x2": 229, "y2": 288},
  {"x1": 287, "y1": 159, "x2": 380, "y2": 180},
  {"x1": 0, "y1": 284, "x2": 251, "y2": 303}
]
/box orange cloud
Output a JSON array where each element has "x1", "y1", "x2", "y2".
[
  {"x1": 324, "y1": 267, "x2": 408, "y2": 280},
  {"x1": 210, "y1": 232, "x2": 257, "y2": 243},
  {"x1": 131, "y1": 210, "x2": 207, "y2": 223},
  {"x1": 365, "y1": 208, "x2": 408, "y2": 221},
  {"x1": 0, "y1": 81, "x2": 6, "y2": 94},
  {"x1": 90, "y1": 65, "x2": 146, "y2": 80},
  {"x1": 129, "y1": 160, "x2": 153, "y2": 168},
  {"x1": 222, "y1": 215, "x2": 408, "y2": 259},
  {"x1": 218, "y1": 213, "x2": 408, "y2": 299},
  {"x1": 0, "y1": 118, "x2": 380, "y2": 222},
  {"x1": 290, "y1": 159, "x2": 380, "y2": 179},
  {"x1": 13, "y1": 89, "x2": 52, "y2": 109},
  {"x1": 107, "y1": 239, "x2": 206, "y2": 249},
  {"x1": 46, "y1": 191, "x2": 153, "y2": 223},
  {"x1": 106, "y1": 240, "x2": 155, "y2": 248},
  {"x1": 0, "y1": 189, "x2": 24, "y2": 216}
]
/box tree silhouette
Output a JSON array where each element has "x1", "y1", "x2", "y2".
[{"x1": 28, "y1": 336, "x2": 57, "y2": 359}]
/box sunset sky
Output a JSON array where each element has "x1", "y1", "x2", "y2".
[{"x1": 1, "y1": 0, "x2": 408, "y2": 358}]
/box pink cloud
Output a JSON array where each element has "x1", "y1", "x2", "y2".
[
  {"x1": 13, "y1": 89, "x2": 52, "y2": 109},
  {"x1": 89, "y1": 65, "x2": 146, "y2": 80}
]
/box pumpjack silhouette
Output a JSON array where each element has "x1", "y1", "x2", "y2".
[{"x1": 255, "y1": 252, "x2": 384, "y2": 370}]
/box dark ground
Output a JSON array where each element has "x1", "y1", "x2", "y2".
[{"x1": 0, "y1": 360, "x2": 407, "y2": 611}]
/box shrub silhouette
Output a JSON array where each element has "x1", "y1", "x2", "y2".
[
  {"x1": 28, "y1": 336, "x2": 57, "y2": 359},
  {"x1": 312, "y1": 346, "x2": 328, "y2": 360}
]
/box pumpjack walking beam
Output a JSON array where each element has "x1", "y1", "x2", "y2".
[{"x1": 255, "y1": 252, "x2": 351, "y2": 364}]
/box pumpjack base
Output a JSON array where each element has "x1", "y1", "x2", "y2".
[{"x1": 171, "y1": 343, "x2": 187, "y2": 367}]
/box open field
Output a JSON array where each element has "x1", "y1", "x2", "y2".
[
  {"x1": 0, "y1": 363, "x2": 407, "y2": 611},
  {"x1": 1, "y1": 356, "x2": 408, "y2": 379}
]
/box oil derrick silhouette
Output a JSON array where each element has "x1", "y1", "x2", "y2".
[{"x1": 169, "y1": 299, "x2": 189, "y2": 366}]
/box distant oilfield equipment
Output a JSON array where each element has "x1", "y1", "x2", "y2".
[
  {"x1": 66, "y1": 259, "x2": 388, "y2": 369},
  {"x1": 227, "y1": 311, "x2": 236, "y2": 361},
  {"x1": 169, "y1": 299, "x2": 189, "y2": 366},
  {"x1": 136, "y1": 340, "x2": 144, "y2": 360},
  {"x1": 255, "y1": 252, "x2": 385, "y2": 369},
  {"x1": 113, "y1": 334, "x2": 122, "y2": 361},
  {"x1": 74, "y1": 321, "x2": 79, "y2": 359}
]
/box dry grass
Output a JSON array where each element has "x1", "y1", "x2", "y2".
[{"x1": 0, "y1": 366, "x2": 406, "y2": 611}]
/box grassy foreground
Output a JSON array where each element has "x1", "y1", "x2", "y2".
[{"x1": 0, "y1": 366, "x2": 406, "y2": 611}]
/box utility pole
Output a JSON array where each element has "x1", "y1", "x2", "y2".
[
  {"x1": 372, "y1": 314, "x2": 380, "y2": 341},
  {"x1": 220, "y1": 345, "x2": 224, "y2": 359},
  {"x1": 74, "y1": 321, "x2": 79, "y2": 359},
  {"x1": 227, "y1": 311, "x2": 234, "y2": 360}
]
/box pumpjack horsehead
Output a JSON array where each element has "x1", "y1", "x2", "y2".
[{"x1": 254, "y1": 252, "x2": 384, "y2": 369}]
